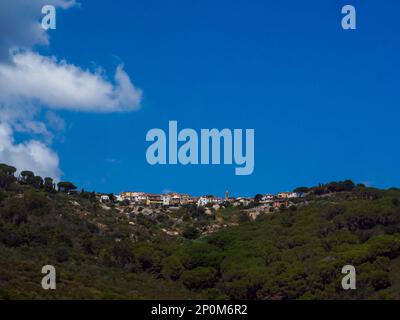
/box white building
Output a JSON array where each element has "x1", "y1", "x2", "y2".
[
  {"x1": 197, "y1": 196, "x2": 222, "y2": 207},
  {"x1": 162, "y1": 194, "x2": 171, "y2": 206},
  {"x1": 161, "y1": 193, "x2": 182, "y2": 207},
  {"x1": 278, "y1": 192, "x2": 300, "y2": 199},
  {"x1": 236, "y1": 197, "x2": 252, "y2": 207},
  {"x1": 261, "y1": 194, "x2": 274, "y2": 203},
  {"x1": 121, "y1": 192, "x2": 147, "y2": 204}
]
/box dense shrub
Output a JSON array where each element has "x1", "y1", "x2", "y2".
[{"x1": 181, "y1": 267, "x2": 218, "y2": 290}]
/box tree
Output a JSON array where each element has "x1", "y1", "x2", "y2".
[
  {"x1": 24, "y1": 190, "x2": 51, "y2": 216},
  {"x1": 222, "y1": 201, "x2": 231, "y2": 208},
  {"x1": 20, "y1": 170, "x2": 34, "y2": 185},
  {"x1": 32, "y1": 176, "x2": 43, "y2": 189},
  {"x1": 57, "y1": 181, "x2": 77, "y2": 193},
  {"x1": 0, "y1": 198, "x2": 28, "y2": 225},
  {"x1": 44, "y1": 177, "x2": 54, "y2": 192},
  {"x1": 0, "y1": 164, "x2": 16, "y2": 189},
  {"x1": 181, "y1": 267, "x2": 218, "y2": 290},
  {"x1": 254, "y1": 194, "x2": 263, "y2": 203},
  {"x1": 162, "y1": 256, "x2": 184, "y2": 280},
  {"x1": 294, "y1": 187, "x2": 309, "y2": 193},
  {"x1": 0, "y1": 164, "x2": 16, "y2": 176},
  {"x1": 183, "y1": 226, "x2": 200, "y2": 239},
  {"x1": 55, "y1": 247, "x2": 70, "y2": 262},
  {"x1": 326, "y1": 180, "x2": 355, "y2": 193},
  {"x1": 102, "y1": 241, "x2": 135, "y2": 268},
  {"x1": 135, "y1": 244, "x2": 163, "y2": 272}
]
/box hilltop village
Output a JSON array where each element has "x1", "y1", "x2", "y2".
[
  {"x1": 95, "y1": 190, "x2": 306, "y2": 220},
  {"x1": 0, "y1": 162, "x2": 361, "y2": 228},
  {"x1": 0, "y1": 162, "x2": 358, "y2": 237}
]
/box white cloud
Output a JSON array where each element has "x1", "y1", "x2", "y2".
[
  {"x1": 45, "y1": 111, "x2": 66, "y2": 131},
  {"x1": 0, "y1": 51, "x2": 142, "y2": 112},
  {"x1": 14, "y1": 119, "x2": 53, "y2": 144},
  {"x1": 0, "y1": 123, "x2": 61, "y2": 180},
  {"x1": 0, "y1": 1, "x2": 143, "y2": 181},
  {"x1": 0, "y1": 0, "x2": 76, "y2": 62}
]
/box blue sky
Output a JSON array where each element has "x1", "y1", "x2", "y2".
[{"x1": 13, "y1": 0, "x2": 400, "y2": 196}]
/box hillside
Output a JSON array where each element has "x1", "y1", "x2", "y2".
[{"x1": 1, "y1": 165, "x2": 400, "y2": 299}]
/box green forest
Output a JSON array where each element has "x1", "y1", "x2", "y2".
[{"x1": 1, "y1": 163, "x2": 400, "y2": 300}]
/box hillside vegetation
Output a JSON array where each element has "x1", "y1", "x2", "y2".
[{"x1": 1, "y1": 164, "x2": 400, "y2": 299}]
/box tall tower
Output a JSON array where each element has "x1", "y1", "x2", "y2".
[{"x1": 225, "y1": 190, "x2": 229, "y2": 200}]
